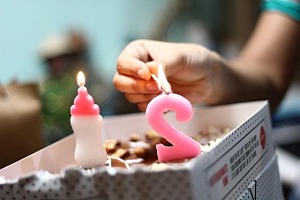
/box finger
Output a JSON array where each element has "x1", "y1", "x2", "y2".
[
  {"x1": 146, "y1": 61, "x2": 160, "y2": 75},
  {"x1": 116, "y1": 57, "x2": 151, "y2": 80},
  {"x1": 116, "y1": 41, "x2": 152, "y2": 80},
  {"x1": 113, "y1": 73, "x2": 159, "y2": 93},
  {"x1": 137, "y1": 102, "x2": 150, "y2": 111},
  {"x1": 125, "y1": 93, "x2": 159, "y2": 104}
]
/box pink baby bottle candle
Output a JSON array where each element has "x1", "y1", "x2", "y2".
[{"x1": 70, "y1": 71, "x2": 107, "y2": 168}]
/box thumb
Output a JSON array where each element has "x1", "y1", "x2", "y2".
[{"x1": 146, "y1": 61, "x2": 169, "y2": 76}]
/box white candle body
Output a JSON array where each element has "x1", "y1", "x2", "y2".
[{"x1": 71, "y1": 115, "x2": 107, "y2": 168}]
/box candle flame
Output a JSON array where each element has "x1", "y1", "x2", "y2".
[
  {"x1": 152, "y1": 63, "x2": 172, "y2": 94},
  {"x1": 77, "y1": 71, "x2": 85, "y2": 87}
]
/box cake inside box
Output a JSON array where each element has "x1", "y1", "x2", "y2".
[
  {"x1": 103, "y1": 126, "x2": 231, "y2": 169},
  {"x1": 0, "y1": 101, "x2": 268, "y2": 184}
]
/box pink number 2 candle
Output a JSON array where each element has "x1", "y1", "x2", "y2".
[{"x1": 146, "y1": 64, "x2": 201, "y2": 162}]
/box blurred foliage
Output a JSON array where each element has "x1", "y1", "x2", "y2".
[{"x1": 41, "y1": 74, "x2": 76, "y2": 144}]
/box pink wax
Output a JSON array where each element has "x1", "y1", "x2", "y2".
[
  {"x1": 146, "y1": 93, "x2": 201, "y2": 162},
  {"x1": 71, "y1": 86, "x2": 100, "y2": 115}
]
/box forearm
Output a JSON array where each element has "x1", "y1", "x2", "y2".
[
  {"x1": 205, "y1": 59, "x2": 285, "y2": 112},
  {"x1": 204, "y1": 12, "x2": 300, "y2": 112}
]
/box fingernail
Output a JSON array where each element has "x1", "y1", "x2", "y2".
[
  {"x1": 146, "y1": 82, "x2": 158, "y2": 91},
  {"x1": 137, "y1": 69, "x2": 146, "y2": 79}
]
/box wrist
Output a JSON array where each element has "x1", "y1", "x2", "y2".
[{"x1": 201, "y1": 54, "x2": 233, "y2": 106}]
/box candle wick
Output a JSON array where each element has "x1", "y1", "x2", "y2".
[
  {"x1": 151, "y1": 74, "x2": 172, "y2": 94},
  {"x1": 78, "y1": 82, "x2": 85, "y2": 87},
  {"x1": 161, "y1": 87, "x2": 171, "y2": 95}
]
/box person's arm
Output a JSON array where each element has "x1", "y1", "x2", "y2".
[
  {"x1": 206, "y1": 12, "x2": 300, "y2": 112},
  {"x1": 114, "y1": 12, "x2": 299, "y2": 112}
]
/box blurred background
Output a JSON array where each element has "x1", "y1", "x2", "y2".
[
  {"x1": 0, "y1": 0, "x2": 299, "y2": 198},
  {"x1": 1, "y1": 0, "x2": 260, "y2": 83},
  {"x1": 1, "y1": 0, "x2": 263, "y2": 143}
]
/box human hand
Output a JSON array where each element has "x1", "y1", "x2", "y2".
[{"x1": 113, "y1": 39, "x2": 223, "y2": 111}]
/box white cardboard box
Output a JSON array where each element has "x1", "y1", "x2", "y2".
[{"x1": 0, "y1": 101, "x2": 283, "y2": 200}]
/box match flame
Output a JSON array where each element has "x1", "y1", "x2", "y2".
[
  {"x1": 77, "y1": 71, "x2": 85, "y2": 87},
  {"x1": 151, "y1": 63, "x2": 172, "y2": 94}
]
